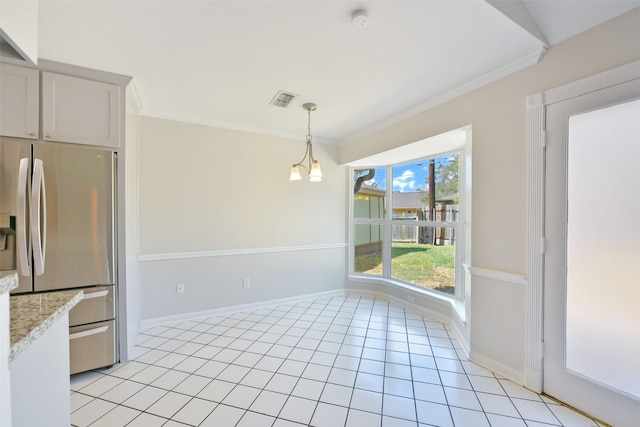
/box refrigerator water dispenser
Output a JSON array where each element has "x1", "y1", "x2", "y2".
[{"x1": 0, "y1": 213, "x2": 16, "y2": 271}]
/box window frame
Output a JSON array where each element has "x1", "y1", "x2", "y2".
[{"x1": 349, "y1": 149, "x2": 467, "y2": 301}]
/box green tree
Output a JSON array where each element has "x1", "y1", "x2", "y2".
[
  {"x1": 353, "y1": 169, "x2": 378, "y2": 193},
  {"x1": 420, "y1": 154, "x2": 459, "y2": 205},
  {"x1": 435, "y1": 154, "x2": 459, "y2": 200}
]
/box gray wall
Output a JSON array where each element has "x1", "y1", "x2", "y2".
[{"x1": 136, "y1": 116, "x2": 346, "y2": 321}]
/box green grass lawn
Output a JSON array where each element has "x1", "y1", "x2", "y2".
[{"x1": 355, "y1": 243, "x2": 455, "y2": 294}]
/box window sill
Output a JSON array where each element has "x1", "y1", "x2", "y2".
[{"x1": 346, "y1": 274, "x2": 466, "y2": 324}]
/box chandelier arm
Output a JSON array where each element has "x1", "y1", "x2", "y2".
[{"x1": 292, "y1": 140, "x2": 311, "y2": 172}]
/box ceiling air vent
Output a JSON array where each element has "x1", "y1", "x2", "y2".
[{"x1": 270, "y1": 90, "x2": 298, "y2": 108}]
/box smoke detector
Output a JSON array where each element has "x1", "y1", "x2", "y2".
[{"x1": 352, "y1": 10, "x2": 368, "y2": 29}]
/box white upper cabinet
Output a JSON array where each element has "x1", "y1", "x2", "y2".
[
  {"x1": 0, "y1": 63, "x2": 39, "y2": 139},
  {"x1": 42, "y1": 72, "x2": 121, "y2": 148}
]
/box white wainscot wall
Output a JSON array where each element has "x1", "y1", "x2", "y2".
[
  {"x1": 139, "y1": 245, "x2": 347, "y2": 325},
  {"x1": 468, "y1": 269, "x2": 527, "y2": 385}
]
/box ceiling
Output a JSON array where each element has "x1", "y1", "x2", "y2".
[{"x1": 36, "y1": 0, "x2": 640, "y2": 145}]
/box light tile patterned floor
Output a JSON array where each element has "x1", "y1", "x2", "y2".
[{"x1": 70, "y1": 295, "x2": 603, "y2": 426}]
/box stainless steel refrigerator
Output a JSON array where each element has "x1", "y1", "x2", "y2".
[{"x1": 0, "y1": 137, "x2": 117, "y2": 374}]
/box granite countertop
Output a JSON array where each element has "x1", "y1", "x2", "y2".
[
  {"x1": 0, "y1": 271, "x2": 18, "y2": 295},
  {"x1": 9, "y1": 289, "x2": 83, "y2": 361}
]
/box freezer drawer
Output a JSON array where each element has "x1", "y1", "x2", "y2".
[
  {"x1": 69, "y1": 320, "x2": 115, "y2": 375},
  {"x1": 68, "y1": 285, "x2": 115, "y2": 326}
]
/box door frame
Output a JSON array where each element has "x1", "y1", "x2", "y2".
[{"x1": 526, "y1": 59, "x2": 640, "y2": 393}]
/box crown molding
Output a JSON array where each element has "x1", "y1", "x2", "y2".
[
  {"x1": 126, "y1": 79, "x2": 143, "y2": 114},
  {"x1": 341, "y1": 46, "x2": 548, "y2": 145}
]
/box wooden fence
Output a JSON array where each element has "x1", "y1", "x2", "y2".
[{"x1": 392, "y1": 205, "x2": 458, "y2": 245}]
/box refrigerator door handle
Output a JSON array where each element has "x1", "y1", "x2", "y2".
[
  {"x1": 17, "y1": 158, "x2": 31, "y2": 277},
  {"x1": 31, "y1": 158, "x2": 47, "y2": 276}
]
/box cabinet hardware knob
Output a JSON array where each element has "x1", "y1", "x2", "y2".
[
  {"x1": 27, "y1": 131, "x2": 35, "y2": 136},
  {"x1": 44, "y1": 133, "x2": 51, "y2": 138}
]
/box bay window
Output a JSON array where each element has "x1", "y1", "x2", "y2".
[{"x1": 350, "y1": 150, "x2": 466, "y2": 300}]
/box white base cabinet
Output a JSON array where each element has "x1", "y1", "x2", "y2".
[
  {"x1": 10, "y1": 315, "x2": 71, "y2": 427},
  {"x1": 0, "y1": 292, "x2": 11, "y2": 427}
]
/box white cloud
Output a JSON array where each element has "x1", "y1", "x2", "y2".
[
  {"x1": 393, "y1": 169, "x2": 416, "y2": 191},
  {"x1": 396, "y1": 170, "x2": 414, "y2": 181}
]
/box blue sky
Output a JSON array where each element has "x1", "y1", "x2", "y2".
[
  {"x1": 392, "y1": 162, "x2": 430, "y2": 192},
  {"x1": 362, "y1": 154, "x2": 458, "y2": 192},
  {"x1": 366, "y1": 161, "x2": 434, "y2": 192}
]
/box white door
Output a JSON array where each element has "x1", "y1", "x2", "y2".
[{"x1": 544, "y1": 77, "x2": 640, "y2": 427}]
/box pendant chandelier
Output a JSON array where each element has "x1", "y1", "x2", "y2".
[{"x1": 290, "y1": 103, "x2": 322, "y2": 182}]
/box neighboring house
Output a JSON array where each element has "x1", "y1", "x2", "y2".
[
  {"x1": 391, "y1": 191, "x2": 425, "y2": 244},
  {"x1": 391, "y1": 191, "x2": 424, "y2": 218},
  {"x1": 353, "y1": 185, "x2": 385, "y2": 255},
  {"x1": 437, "y1": 193, "x2": 459, "y2": 205},
  {"x1": 392, "y1": 191, "x2": 458, "y2": 218}
]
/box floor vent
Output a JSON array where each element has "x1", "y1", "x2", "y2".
[{"x1": 270, "y1": 90, "x2": 298, "y2": 108}]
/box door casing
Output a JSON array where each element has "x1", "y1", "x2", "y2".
[{"x1": 527, "y1": 60, "x2": 640, "y2": 426}]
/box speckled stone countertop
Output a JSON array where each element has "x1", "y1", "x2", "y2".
[
  {"x1": 9, "y1": 289, "x2": 83, "y2": 361},
  {"x1": 0, "y1": 271, "x2": 18, "y2": 295}
]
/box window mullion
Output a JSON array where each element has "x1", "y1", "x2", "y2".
[
  {"x1": 393, "y1": 220, "x2": 457, "y2": 228},
  {"x1": 382, "y1": 165, "x2": 393, "y2": 277}
]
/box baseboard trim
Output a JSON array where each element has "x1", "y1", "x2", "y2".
[
  {"x1": 140, "y1": 289, "x2": 346, "y2": 329},
  {"x1": 525, "y1": 366, "x2": 543, "y2": 393},
  {"x1": 469, "y1": 350, "x2": 525, "y2": 386}
]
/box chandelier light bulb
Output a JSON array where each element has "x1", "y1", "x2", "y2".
[{"x1": 289, "y1": 165, "x2": 302, "y2": 181}]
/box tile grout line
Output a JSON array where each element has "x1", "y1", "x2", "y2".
[
  {"x1": 297, "y1": 294, "x2": 356, "y2": 426},
  {"x1": 68, "y1": 293, "x2": 600, "y2": 427},
  {"x1": 249, "y1": 297, "x2": 333, "y2": 426}
]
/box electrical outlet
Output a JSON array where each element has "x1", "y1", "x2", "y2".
[
  {"x1": 407, "y1": 295, "x2": 416, "y2": 304},
  {"x1": 243, "y1": 278, "x2": 251, "y2": 289},
  {"x1": 176, "y1": 283, "x2": 185, "y2": 294}
]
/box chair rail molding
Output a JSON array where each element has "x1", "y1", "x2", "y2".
[
  {"x1": 463, "y1": 264, "x2": 527, "y2": 286},
  {"x1": 138, "y1": 243, "x2": 347, "y2": 262}
]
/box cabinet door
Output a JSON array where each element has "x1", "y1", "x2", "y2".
[
  {"x1": 0, "y1": 63, "x2": 39, "y2": 139},
  {"x1": 42, "y1": 72, "x2": 120, "y2": 148}
]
